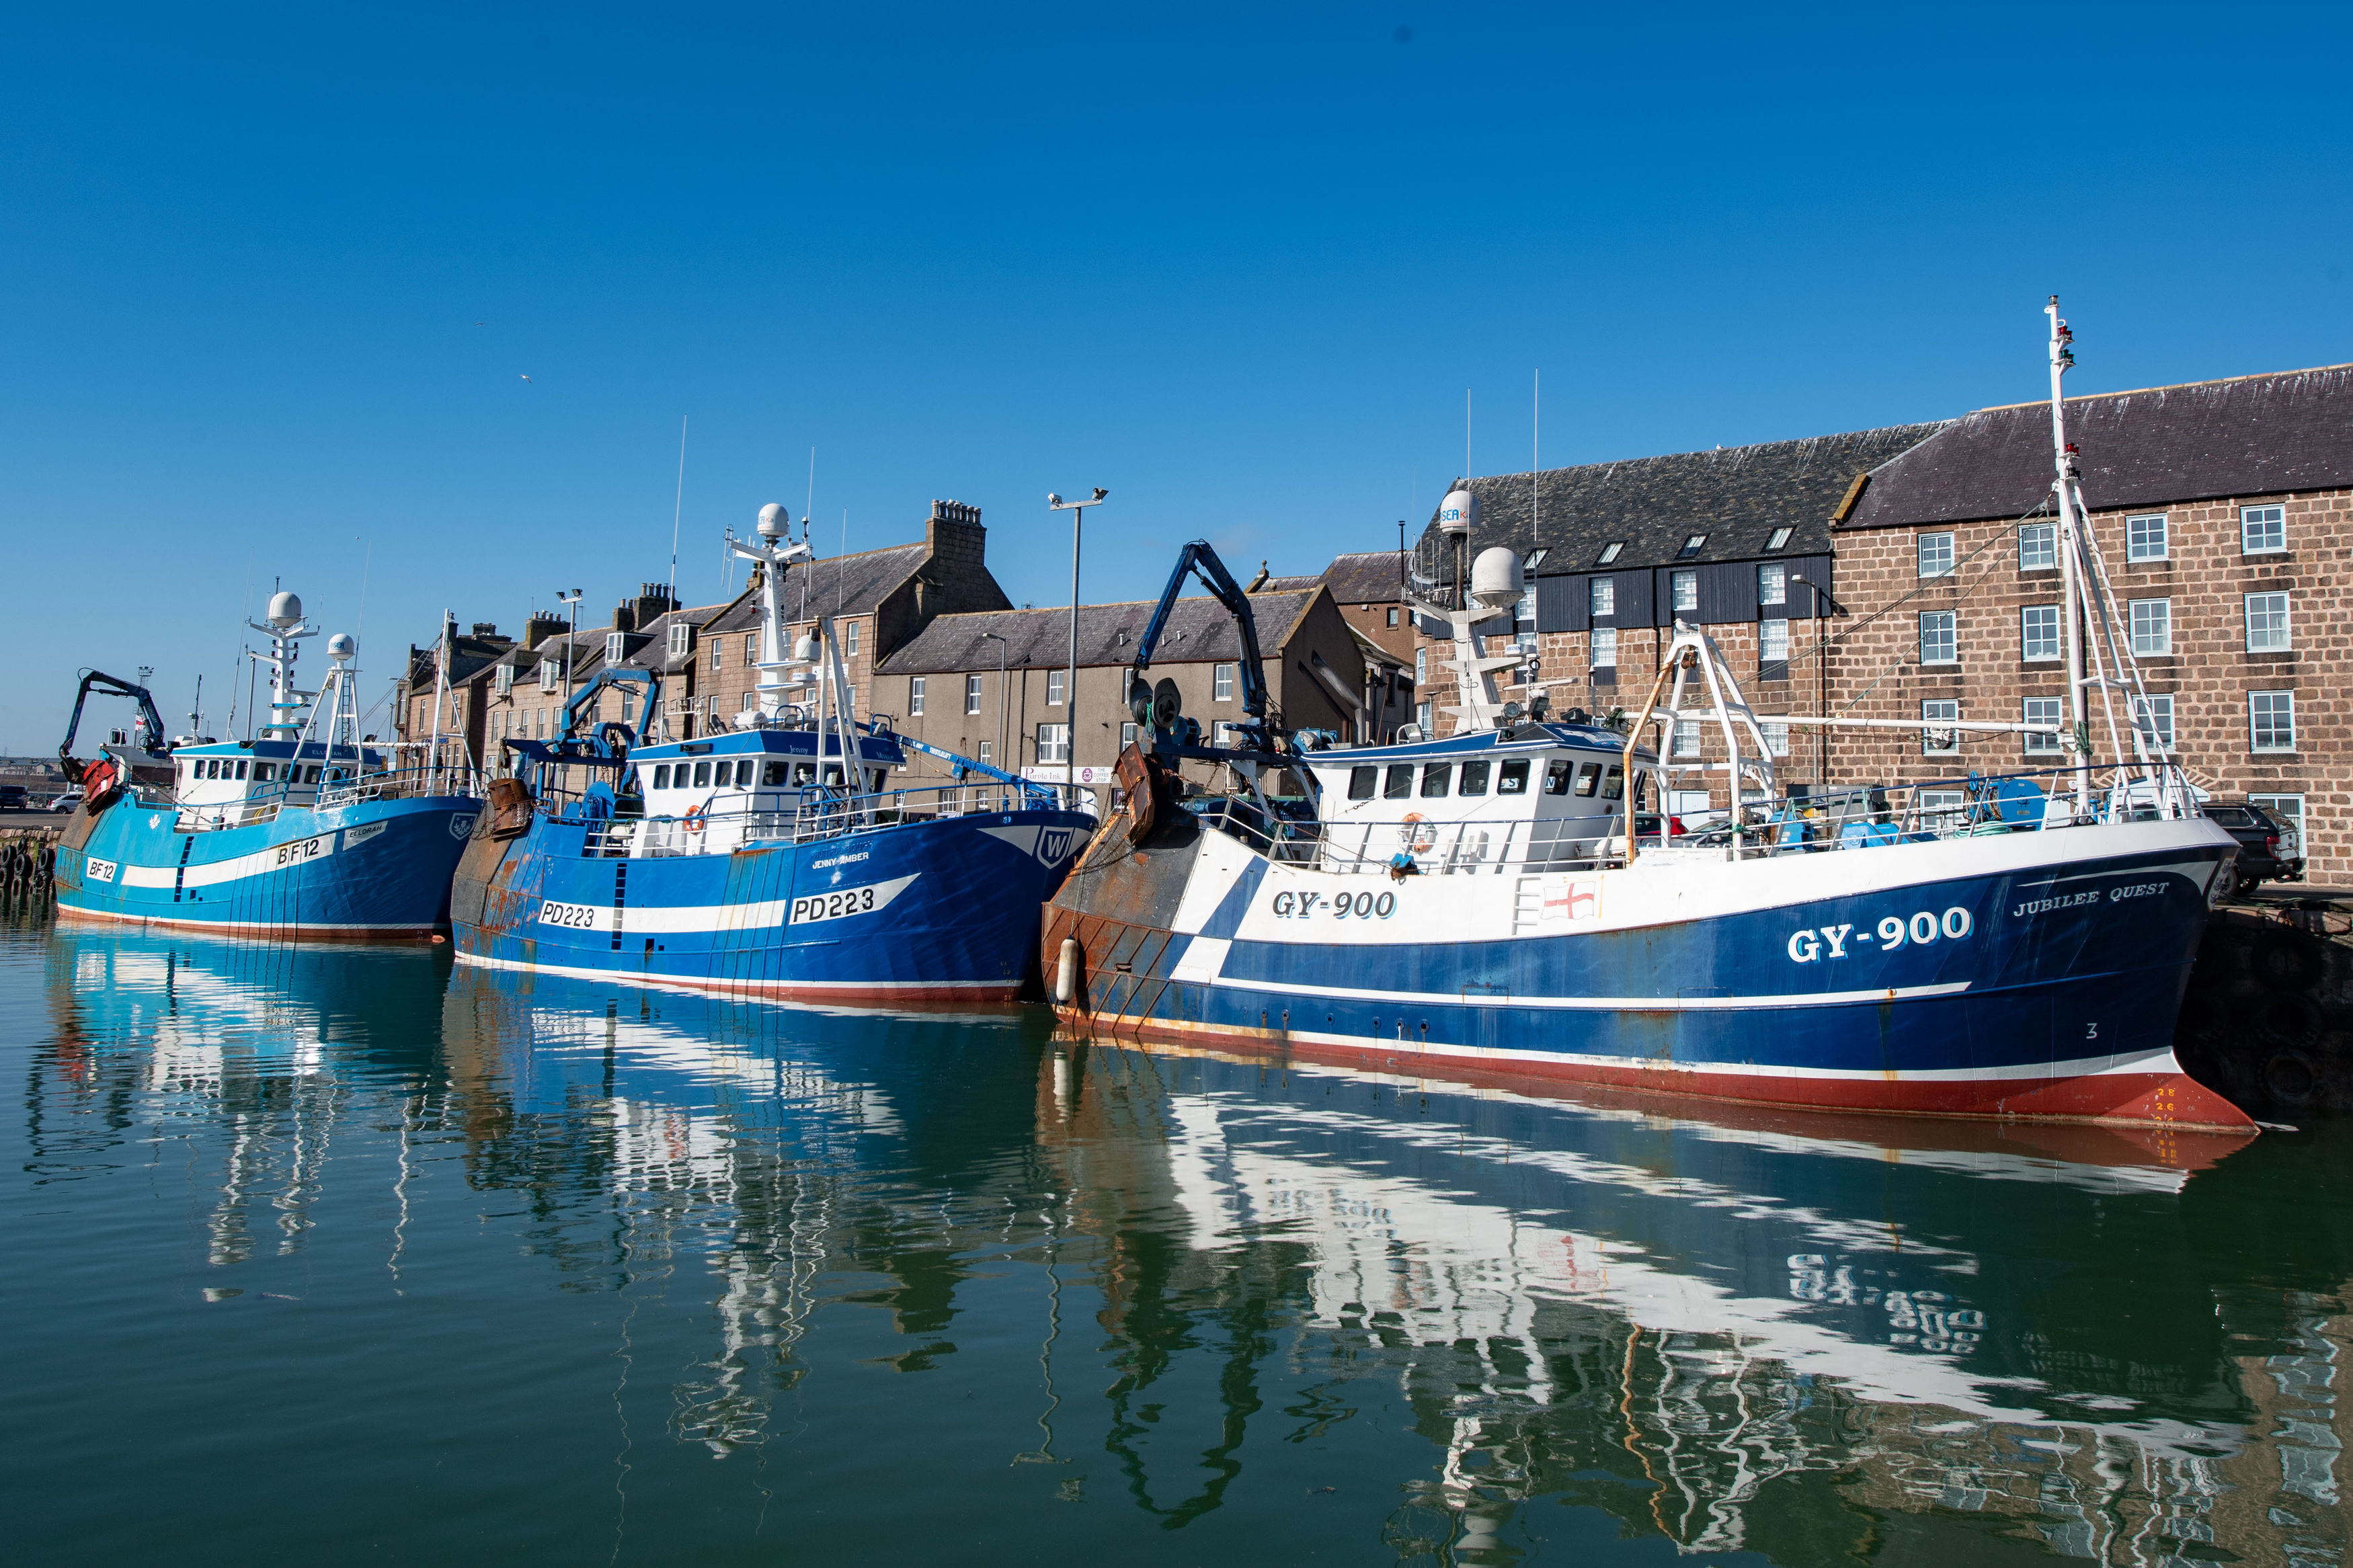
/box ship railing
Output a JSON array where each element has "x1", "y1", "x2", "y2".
[
  {"x1": 1252, "y1": 761, "x2": 2214, "y2": 876},
  {"x1": 571, "y1": 782, "x2": 1076, "y2": 858},
  {"x1": 313, "y1": 767, "x2": 474, "y2": 809}
]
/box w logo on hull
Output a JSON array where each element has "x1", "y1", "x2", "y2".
[{"x1": 1038, "y1": 829, "x2": 1074, "y2": 866}]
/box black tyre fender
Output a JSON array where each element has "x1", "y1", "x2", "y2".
[
  {"x1": 2252, "y1": 933, "x2": 2327, "y2": 993},
  {"x1": 2256, "y1": 991, "x2": 2325, "y2": 1050},
  {"x1": 2262, "y1": 1050, "x2": 2318, "y2": 1108}
]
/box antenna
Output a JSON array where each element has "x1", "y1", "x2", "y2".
[
  {"x1": 1465, "y1": 388, "x2": 1471, "y2": 479},
  {"x1": 668, "y1": 415, "x2": 688, "y2": 604}
]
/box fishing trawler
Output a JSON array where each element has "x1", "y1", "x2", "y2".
[
  {"x1": 448, "y1": 503, "x2": 1095, "y2": 1001},
  {"x1": 1045, "y1": 308, "x2": 2251, "y2": 1132},
  {"x1": 52, "y1": 593, "x2": 481, "y2": 938}
]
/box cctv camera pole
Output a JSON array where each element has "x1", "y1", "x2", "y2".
[{"x1": 1047, "y1": 489, "x2": 1109, "y2": 801}]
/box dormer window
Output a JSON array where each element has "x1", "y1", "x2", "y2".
[
  {"x1": 606, "y1": 632, "x2": 625, "y2": 665},
  {"x1": 668, "y1": 623, "x2": 692, "y2": 659},
  {"x1": 539, "y1": 658, "x2": 559, "y2": 693},
  {"x1": 1595, "y1": 542, "x2": 1624, "y2": 565},
  {"x1": 494, "y1": 663, "x2": 514, "y2": 696},
  {"x1": 1523, "y1": 548, "x2": 1548, "y2": 571},
  {"x1": 1766, "y1": 526, "x2": 1794, "y2": 550},
  {"x1": 1678, "y1": 534, "x2": 1708, "y2": 558}
]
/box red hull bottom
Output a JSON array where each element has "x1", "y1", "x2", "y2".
[
  {"x1": 58, "y1": 904, "x2": 443, "y2": 943},
  {"x1": 451, "y1": 949, "x2": 1021, "y2": 1008},
  {"x1": 1056, "y1": 1008, "x2": 2257, "y2": 1134}
]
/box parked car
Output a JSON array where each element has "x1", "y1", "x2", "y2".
[
  {"x1": 46, "y1": 789, "x2": 84, "y2": 813},
  {"x1": 2203, "y1": 800, "x2": 2303, "y2": 895},
  {"x1": 0, "y1": 785, "x2": 26, "y2": 811}
]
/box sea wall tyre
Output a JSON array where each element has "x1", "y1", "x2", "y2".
[
  {"x1": 2262, "y1": 1050, "x2": 2318, "y2": 1108},
  {"x1": 2175, "y1": 992, "x2": 2226, "y2": 1044},
  {"x1": 2257, "y1": 993, "x2": 2325, "y2": 1050},
  {"x1": 2252, "y1": 934, "x2": 2327, "y2": 993}
]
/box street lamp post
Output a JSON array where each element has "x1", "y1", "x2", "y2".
[
  {"x1": 1046, "y1": 488, "x2": 1108, "y2": 800},
  {"x1": 978, "y1": 630, "x2": 1009, "y2": 804},
  {"x1": 557, "y1": 589, "x2": 584, "y2": 703},
  {"x1": 1790, "y1": 573, "x2": 1845, "y2": 787}
]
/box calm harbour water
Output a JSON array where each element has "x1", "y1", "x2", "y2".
[{"x1": 5, "y1": 922, "x2": 2351, "y2": 1565}]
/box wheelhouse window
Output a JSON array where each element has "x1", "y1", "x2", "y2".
[
  {"x1": 1600, "y1": 764, "x2": 1624, "y2": 800},
  {"x1": 1419, "y1": 763, "x2": 1451, "y2": 798},
  {"x1": 763, "y1": 763, "x2": 789, "y2": 786},
  {"x1": 1347, "y1": 765, "x2": 1378, "y2": 800},
  {"x1": 1458, "y1": 760, "x2": 1490, "y2": 796},
  {"x1": 1573, "y1": 763, "x2": 1600, "y2": 796},
  {"x1": 1384, "y1": 763, "x2": 1414, "y2": 799},
  {"x1": 653, "y1": 764, "x2": 670, "y2": 788},
  {"x1": 1497, "y1": 759, "x2": 1531, "y2": 794},
  {"x1": 1542, "y1": 759, "x2": 1572, "y2": 794}
]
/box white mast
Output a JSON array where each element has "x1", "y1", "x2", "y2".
[
  {"x1": 729, "y1": 503, "x2": 813, "y2": 727},
  {"x1": 247, "y1": 589, "x2": 317, "y2": 742},
  {"x1": 1408, "y1": 487, "x2": 1521, "y2": 733}
]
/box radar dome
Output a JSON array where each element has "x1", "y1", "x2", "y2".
[
  {"x1": 1470, "y1": 546, "x2": 1524, "y2": 608},
  {"x1": 1437, "y1": 489, "x2": 1479, "y2": 536},
  {"x1": 327, "y1": 632, "x2": 356, "y2": 661},
  {"x1": 268, "y1": 591, "x2": 303, "y2": 628},
  {"x1": 791, "y1": 633, "x2": 818, "y2": 663},
  {"x1": 757, "y1": 502, "x2": 790, "y2": 538}
]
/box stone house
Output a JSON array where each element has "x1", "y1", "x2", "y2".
[
  {"x1": 873, "y1": 586, "x2": 1366, "y2": 784},
  {"x1": 1264, "y1": 549, "x2": 1420, "y2": 743},
  {"x1": 1830, "y1": 364, "x2": 2353, "y2": 880}
]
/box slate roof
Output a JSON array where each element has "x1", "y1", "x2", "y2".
[
  {"x1": 877, "y1": 592, "x2": 1318, "y2": 676},
  {"x1": 701, "y1": 544, "x2": 932, "y2": 636},
  {"x1": 407, "y1": 630, "x2": 514, "y2": 689},
  {"x1": 1320, "y1": 549, "x2": 1410, "y2": 605},
  {"x1": 1841, "y1": 364, "x2": 2353, "y2": 530},
  {"x1": 1417, "y1": 423, "x2": 1949, "y2": 579},
  {"x1": 611, "y1": 603, "x2": 728, "y2": 677}
]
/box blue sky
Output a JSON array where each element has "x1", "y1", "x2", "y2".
[{"x1": 4, "y1": 3, "x2": 2349, "y2": 751}]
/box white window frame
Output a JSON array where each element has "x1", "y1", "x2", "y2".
[
  {"x1": 2021, "y1": 604, "x2": 2060, "y2": 662},
  {"x1": 1765, "y1": 526, "x2": 1794, "y2": 551},
  {"x1": 844, "y1": 620, "x2": 860, "y2": 657},
  {"x1": 494, "y1": 663, "x2": 514, "y2": 696},
  {"x1": 1120, "y1": 722, "x2": 1138, "y2": 747},
  {"x1": 2126, "y1": 513, "x2": 2168, "y2": 562},
  {"x1": 1758, "y1": 618, "x2": 1789, "y2": 662},
  {"x1": 1414, "y1": 647, "x2": 1427, "y2": 683},
  {"x1": 710, "y1": 635, "x2": 724, "y2": 671},
  {"x1": 2245, "y1": 591, "x2": 2291, "y2": 653},
  {"x1": 2132, "y1": 693, "x2": 2175, "y2": 752},
  {"x1": 1046, "y1": 669, "x2": 1066, "y2": 707},
  {"x1": 1757, "y1": 563, "x2": 1786, "y2": 606},
  {"x1": 1671, "y1": 570, "x2": 1698, "y2": 614},
  {"x1": 1590, "y1": 626, "x2": 1617, "y2": 669},
  {"x1": 977, "y1": 739, "x2": 994, "y2": 766},
  {"x1": 1916, "y1": 788, "x2": 1965, "y2": 831},
  {"x1": 2018, "y1": 522, "x2": 2057, "y2": 571},
  {"x1": 2242, "y1": 504, "x2": 2286, "y2": 554},
  {"x1": 2249, "y1": 794, "x2": 2305, "y2": 859},
  {"x1": 606, "y1": 631, "x2": 625, "y2": 666},
  {"x1": 1213, "y1": 663, "x2": 1235, "y2": 702},
  {"x1": 668, "y1": 622, "x2": 692, "y2": 659},
  {"x1": 1672, "y1": 719, "x2": 1702, "y2": 757},
  {"x1": 1921, "y1": 700, "x2": 1960, "y2": 755},
  {"x1": 2250, "y1": 690, "x2": 2296, "y2": 753},
  {"x1": 2022, "y1": 696, "x2": 2063, "y2": 755},
  {"x1": 539, "y1": 657, "x2": 560, "y2": 693},
  {"x1": 1035, "y1": 723, "x2": 1070, "y2": 764},
  {"x1": 1595, "y1": 541, "x2": 1624, "y2": 565},
  {"x1": 965, "y1": 674, "x2": 983, "y2": 714},
  {"x1": 744, "y1": 637, "x2": 756, "y2": 667},
  {"x1": 1589, "y1": 577, "x2": 1615, "y2": 616},
  {"x1": 2128, "y1": 598, "x2": 2171, "y2": 658},
  {"x1": 1919, "y1": 610, "x2": 1957, "y2": 666},
  {"x1": 1761, "y1": 720, "x2": 1790, "y2": 757},
  {"x1": 1918, "y1": 532, "x2": 1956, "y2": 579},
  {"x1": 908, "y1": 676, "x2": 925, "y2": 716}
]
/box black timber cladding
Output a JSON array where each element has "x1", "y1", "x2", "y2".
[{"x1": 1533, "y1": 554, "x2": 1827, "y2": 632}]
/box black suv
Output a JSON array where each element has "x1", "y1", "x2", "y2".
[
  {"x1": 0, "y1": 785, "x2": 26, "y2": 811},
  {"x1": 2204, "y1": 800, "x2": 2303, "y2": 894}
]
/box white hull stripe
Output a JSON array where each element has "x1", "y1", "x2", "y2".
[
  {"x1": 1120, "y1": 1012, "x2": 2184, "y2": 1085},
  {"x1": 1202, "y1": 969, "x2": 1972, "y2": 1011},
  {"x1": 111, "y1": 830, "x2": 346, "y2": 890},
  {"x1": 532, "y1": 874, "x2": 919, "y2": 936}
]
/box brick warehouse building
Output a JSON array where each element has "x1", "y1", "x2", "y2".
[
  {"x1": 1414, "y1": 363, "x2": 2353, "y2": 882},
  {"x1": 1831, "y1": 365, "x2": 2353, "y2": 882}
]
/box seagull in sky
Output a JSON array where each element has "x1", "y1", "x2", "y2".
[{"x1": 519, "y1": 374, "x2": 533, "y2": 383}]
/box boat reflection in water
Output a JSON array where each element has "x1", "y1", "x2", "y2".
[{"x1": 21, "y1": 925, "x2": 2352, "y2": 1565}]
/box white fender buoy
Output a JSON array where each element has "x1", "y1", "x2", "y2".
[{"x1": 1054, "y1": 937, "x2": 1080, "y2": 1005}]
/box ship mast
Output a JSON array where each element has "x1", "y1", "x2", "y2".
[
  {"x1": 729, "y1": 503, "x2": 814, "y2": 727},
  {"x1": 247, "y1": 589, "x2": 317, "y2": 742}
]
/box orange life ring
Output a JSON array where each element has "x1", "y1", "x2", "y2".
[
  {"x1": 684, "y1": 801, "x2": 707, "y2": 835},
  {"x1": 1398, "y1": 811, "x2": 1435, "y2": 853}
]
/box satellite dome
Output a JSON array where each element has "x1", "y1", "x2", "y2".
[
  {"x1": 268, "y1": 590, "x2": 303, "y2": 628},
  {"x1": 791, "y1": 633, "x2": 818, "y2": 663},
  {"x1": 1470, "y1": 546, "x2": 1524, "y2": 609},
  {"x1": 327, "y1": 632, "x2": 356, "y2": 661},
  {"x1": 757, "y1": 502, "x2": 790, "y2": 538},
  {"x1": 1438, "y1": 489, "x2": 1479, "y2": 536}
]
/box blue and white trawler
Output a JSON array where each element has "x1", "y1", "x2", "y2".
[
  {"x1": 53, "y1": 593, "x2": 481, "y2": 938},
  {"x1": 449, "y1": 503, "x2": 1095, "y2": 1002}
]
